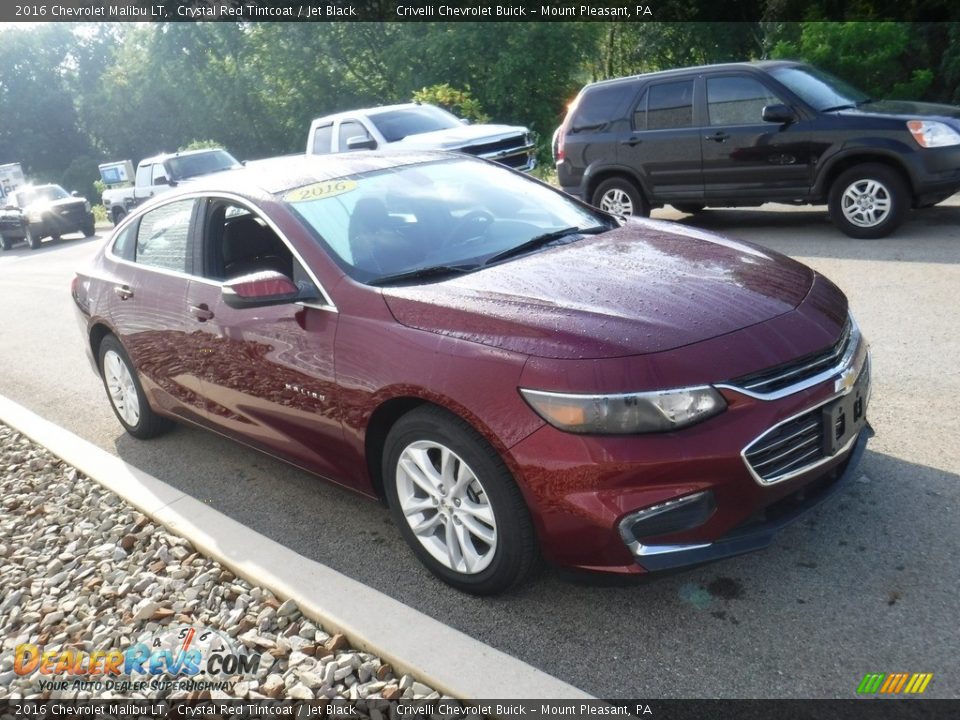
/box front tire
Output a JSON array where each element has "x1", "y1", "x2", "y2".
[
  {"x1": 83, "y1": 222, "x2": 95, "y2": 237},
  {"x1": 383, "y1": 406, "x2": 538, "y2": 595},
  {"x1": 25, "y1": 224, "x2": 41, "y2": 249},
  {"x1": 112, "y1": 208, "x2": 127, "y2": 226},
  {"x1": 98, "y1": 335, "x2": 174, "y2": 439},
  {"x1": 592, "y1": 177, "x2": 649, "y2": 218},
  {"x1": 828, "y1": 164, "x2": 909, "y2": 239}
]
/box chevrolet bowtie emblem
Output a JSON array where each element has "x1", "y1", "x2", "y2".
[{"x1": 835, "y1": 364, "x2": 858, "y2": 394}]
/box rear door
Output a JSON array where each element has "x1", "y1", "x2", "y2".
[
  {"x1": 105, "y1": 198, "x2": 210, "y2": 423},
  {"x1": 700, "y1": 72, "x2": 815, "y2": 199},
  {"x1": 618, "y1": 78, "x2": 704, "y2": 202}
]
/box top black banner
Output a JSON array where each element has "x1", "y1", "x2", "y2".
[{"x1": 3, "y1": 0, "x2": 959, "y2": 23}]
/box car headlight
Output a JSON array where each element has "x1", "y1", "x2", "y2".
[
  {"x1": 519, "y1": 385, "x2": 726, "y2": 434},
  {"x1": 26, "y1": 210, "x2": 42, "y2": 223},
  {"x1": 907, "y1": 120, "x2": 960, "y2": 148}
]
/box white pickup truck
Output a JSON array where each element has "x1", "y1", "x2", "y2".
[
  {"x1": 101, "y1": 148, "x2": 240, "y2": 225},
  {"x1": 307, "y1": 103, "x2": 537, "y2": 172}
]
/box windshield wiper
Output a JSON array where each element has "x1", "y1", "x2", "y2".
[
  {"x1": 368, "y1": 263, "x2": 478, "y2": 286},
  {"x1": 482, "y1": 225, "x2": 608, "y2": 267}
]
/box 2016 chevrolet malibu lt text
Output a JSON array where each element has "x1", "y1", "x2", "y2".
[{"x1": 72, "y1": 152, "x2": 872, "y2": 594}]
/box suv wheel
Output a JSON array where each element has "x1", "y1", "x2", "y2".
[
  {"x1": 112, "y1": 208, "x2": 127, "y2": 225},
  {"x1": 83, "y1": 221, "x2": 96, "y2": 237},
  {"x1": 592, "y1": 178, "x2": 649, "y2": 218},
  {"x1": 25, "y1": 225, "x2": 41, "y2": 249},
  {"x1": 0, "y1": 235, "x2": 10, "y2": 251},
  {"x1": 829, "y1": 164, "x2": 908, "y2": 239}
]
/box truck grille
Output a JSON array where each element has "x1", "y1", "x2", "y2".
[
  {"x1": 461, "y1": 135, "x2": 536, "y2": 171},
  {"x1": 730, "y1": 318, "x2": 853, "y2": 396}
]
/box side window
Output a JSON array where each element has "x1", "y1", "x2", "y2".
[
  {"x1": 135, "y1": 199, "x2": 195, "y2": 273},
  {"x1": 312, "y1": 123, "x2": 333, "y2": 154},
  {"x1": 707, "y1": 76, "x2": 782, "y2": 126},
  {"x1": 202, "y1": 200, "x2": 295, "y2": 282},
  {"x1": 572, "y1": 84, "x2": 627, "y2": 131},
  {"x1": 647, "y1": 80, "x2": 694, "y2": 130},
  {"x1": 111, "y1": 221, "x2": 138, "y2": 261},
  {"x1": 135, "y1": 163, "x2": 152, "y2": 187},
  {"x1": 631, "y1": 90, "x2": 648, "y2": 130},
  {"x1": 151, "y1": 163, "x2": 169, "y2": 185},
  {"x1": 339, "y1": 120, "x2": 371, "y2": 150}
]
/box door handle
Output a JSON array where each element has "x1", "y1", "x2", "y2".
[
  {"x1": 189, "y1": 304, "x2": 215, "y2": 322},
  {"x1": 620, "y1": 137, "x2": 642, "y2": 147},
  {"x1": 705, "y1": 132, "x2": 730, "y2": 142},
  {"x1": 113, "y1": 285, "x2": 133, "y2": 301}
]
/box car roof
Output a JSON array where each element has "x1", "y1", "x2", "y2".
[
  {"x1": 584, "y1": 60, "x2": 803, "y2": 92},
  {"x1": 139, "y1": 147, "x2": 232, "y2": 165},
  {"x1": 310, "y1": 103, "x2": 434, "y2": 125},
  {"x1": 173, "y1": 150, "x2": 463, "y2": 197}
]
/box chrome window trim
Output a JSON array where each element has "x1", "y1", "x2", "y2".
[
  {"x1": 741, "y1": 352, "x2": 870, "y2": 487},
  {"x1": 104, "y1": 190, "x2": 338, "y2": 313},
  {"x1": 716, "y1": 317, "x2": 860, "y2": 401}
]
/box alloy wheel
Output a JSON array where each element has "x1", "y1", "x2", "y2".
[
  {"x1": 599, "y1": 188, "x2": 635, "y2": 216},
  {"x1": 395, "y1": 440, "x2": 497, "y2": 575},
  {"x1": 103, "y1": 349, "x2": 141, "y2": 427},
  {"x1": 840, "y1": 179, "x2": 892, "y2": 228}
]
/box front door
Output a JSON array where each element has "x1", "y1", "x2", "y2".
[{"x1": 700, "y1": 74, "x2": 814, "y2": 200}]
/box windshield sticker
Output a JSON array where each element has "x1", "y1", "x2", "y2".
[{"x1": 284, "y1": 180, "x2": 357, "y2": 203}]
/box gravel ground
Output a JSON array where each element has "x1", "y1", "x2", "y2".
[{"x1": 0, "y1": 422, "x2": 442, "y2": 703}]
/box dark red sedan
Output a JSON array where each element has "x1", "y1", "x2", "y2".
[{"x1": 73, "y1": 152, "x2": 871, "y2": 594}]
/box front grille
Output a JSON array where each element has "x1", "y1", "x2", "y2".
[
  {"x1": 744, "y1": 408, "x2": 826, "y2": 483},
  {"x1": 731, "y1": 318, "x2": 852, "y2": 395},
  {"x1": 461, "y1": 135, "x2": 535, "y2": 170}
]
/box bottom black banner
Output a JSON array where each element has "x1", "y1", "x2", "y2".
[{"x1": 0, "y1": 699, "x2": 956, "y2": 720}]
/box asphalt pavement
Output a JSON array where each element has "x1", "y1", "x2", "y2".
[{"x1": 1, "y1": 201, "x2": 957, "y2": 699}]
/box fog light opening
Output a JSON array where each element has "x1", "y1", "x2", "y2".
[{"x1": 619, "y1": 490, "x2": 716, "y2": 544}]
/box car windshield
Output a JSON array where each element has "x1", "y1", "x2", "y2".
[
  {"x1": 285, "y1": 158, "x2": 610, "y2": 284},
  {"x1": 769, "y1": 65, "x2": 871, "y2": 112},
  {"x1": 368, "y1": 106, "x2": 463, "y2": 142},
  {"x1": 14, "y1": 185, "x2": 70, "y2": 206},
  {"x1": 166, "y1": 150, "x2": 240, "y2": 180}
]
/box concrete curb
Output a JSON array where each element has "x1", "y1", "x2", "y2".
[{"x1": 0, "y1": 393, "x2": 591, "y2": 700}]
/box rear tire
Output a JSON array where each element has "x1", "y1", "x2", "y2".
[
  {"x1": 828, "y1": 163, "x2": 909, "y2": 239},
  {"x1": 383, "y1": 406, "x2": 538, "y2": 595},
  {"x1": 98, "y1": 335, "x2": 174, "y2": 440},
  {"x1": 592, "y1": 178, "x2": 649, "y2": 218}
]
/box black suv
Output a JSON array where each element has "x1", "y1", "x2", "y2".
[
  {"x1": 0, "y1": 184, "x2": 96, "y2": 250},
  {"x1": 555, "y1": 61, "x2": 960, "y2": 238}
]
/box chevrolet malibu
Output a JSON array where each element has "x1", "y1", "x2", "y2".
[{"x1": 73, "y1": 152, "x2": 871, "y2": 594}]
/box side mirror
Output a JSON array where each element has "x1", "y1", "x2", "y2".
[
  {"x1": 222, "y1": 271, "x2": 302, "y2": 309},
  {"x1": 460, "y1": 117, "x2": 472, "y2": 125},
  {"x1": 154, "y1": 176, "x2": 170, "y2": 186},
  {"x1": 346, "y1": 135, "x2": 377, "y2": 151},
  {"x1": 71, "y1": 191, "x2": 80, "y2": 197},
  {"x1": 762, "y1": 104, "x2": 797, "y2": 124}
]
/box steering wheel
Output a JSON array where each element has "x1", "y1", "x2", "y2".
[{"x1": 448, "y1": 209, "x2": 495, "y2": 247}]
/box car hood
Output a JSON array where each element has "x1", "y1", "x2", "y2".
[
  {"x1": 391, "y1": 124, "x2": 529, "y2": 150},
  {"x1": 381, "y1": 219, "x2": 814, "y2": 360},
  {"x1": 841, "y1": 100, "x2": 960, "y2": 122}
]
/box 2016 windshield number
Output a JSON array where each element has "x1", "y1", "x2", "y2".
[{"x1": 285, "y1": 180, "x2": 357, "y2": 203}]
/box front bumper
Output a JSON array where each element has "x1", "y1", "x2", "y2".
[{"x1": 628, "y1": 423, "x2": 871, "y2": 571}]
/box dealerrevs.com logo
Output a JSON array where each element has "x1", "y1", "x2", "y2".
[
  {"x1": 857, "y1": 673, "x2": 934, "y2": 695},
  {"x1": 13, "y1": 625, "x2": 259, "y2": 693}
]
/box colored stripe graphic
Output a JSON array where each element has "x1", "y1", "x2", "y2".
[{"x1": 858, "y1": 672, "x2": 933, "y2": 694}]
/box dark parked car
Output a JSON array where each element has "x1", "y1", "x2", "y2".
[
  {"x1": 73, "y1": 152, "x2": 871, "y2": 594},
  {"x1": 555, "y1": 61, "x2": 960, "y2": 238},
  {"x1": 1, "y1": 184, "x2": 95, "y2": 250}
]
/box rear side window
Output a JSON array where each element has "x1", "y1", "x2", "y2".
[
  {"x1": 707, "y1": 76, "x2": 782, "y2": 126},
  {"x1": 111, "y1": 222, "x2": 137, "y2": 261},
  {"x1": 135, "y1": 199, "x2": 195, "y2": 273},
  {"x1": 572, "y1": 84, "x2": 627, "y2": 130},
  {"x1": 646, "y1": 80, "x2": 694, "y2": 130},
  {"x1": 312, "y1": 123, "x2": 333, "y2": 154}
]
